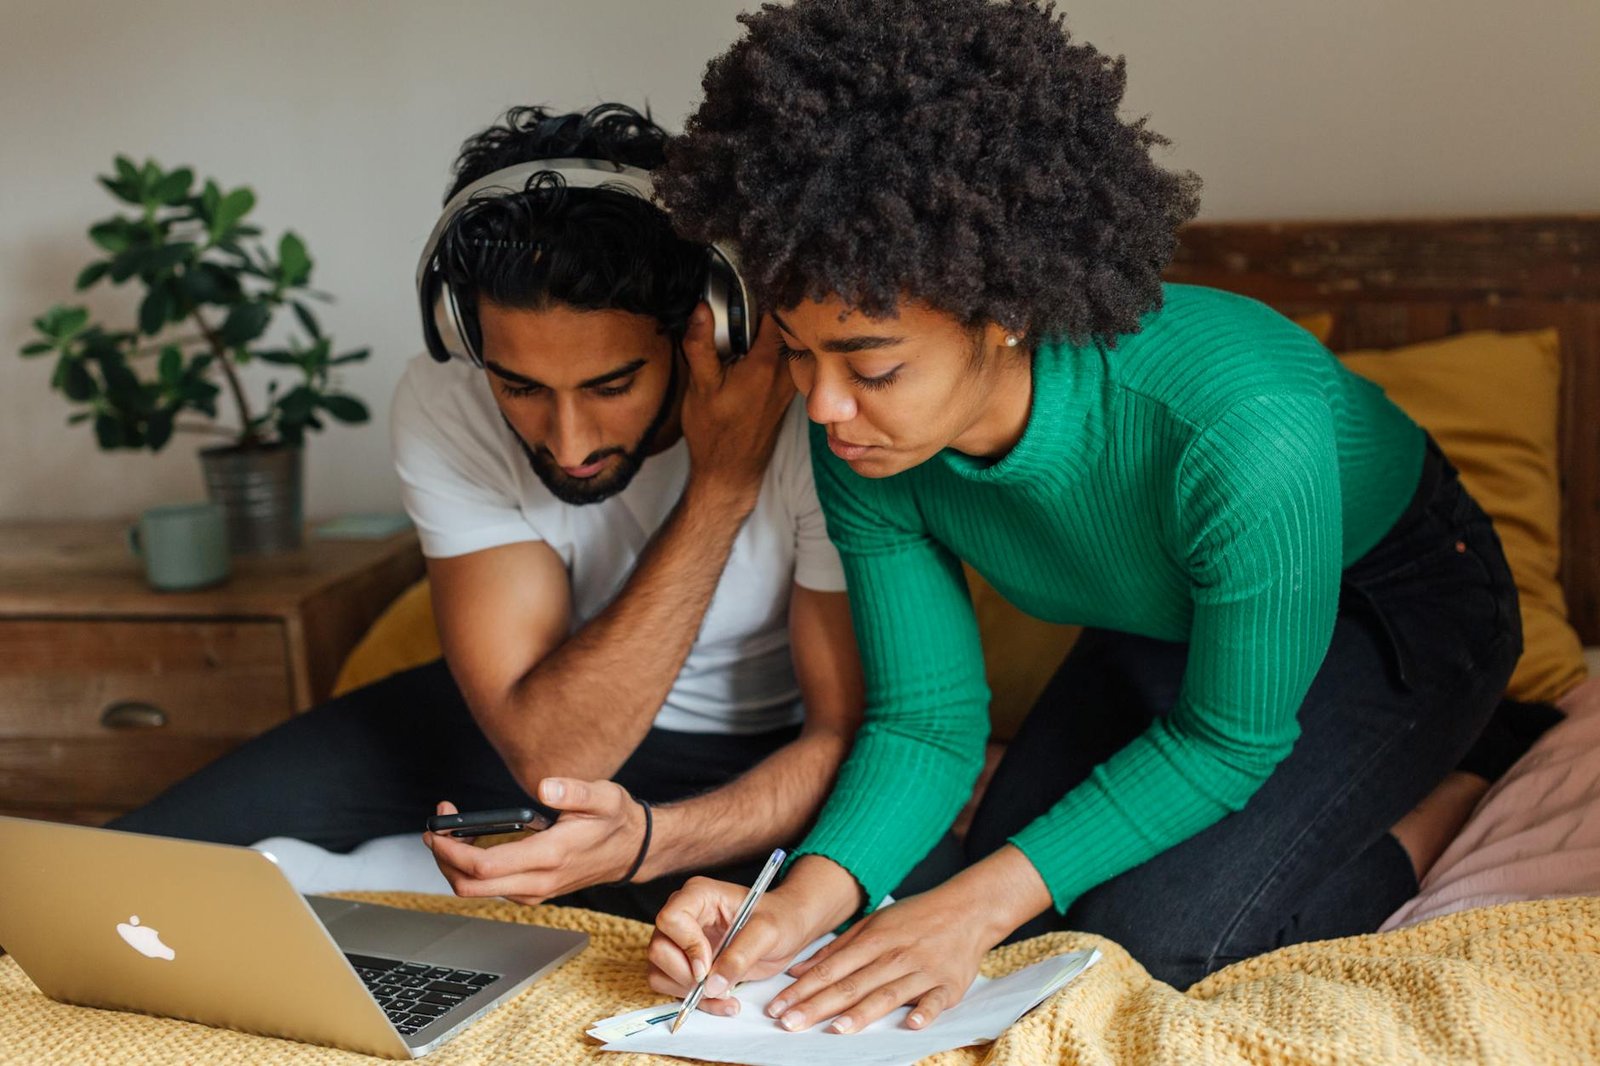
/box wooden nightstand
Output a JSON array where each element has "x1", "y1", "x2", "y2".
[{"x1": 0, "y1": 521, "x2": 425, "y2": 825}]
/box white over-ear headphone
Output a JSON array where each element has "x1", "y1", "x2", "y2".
[{"x1": 415, "y1": 157, "x2": 755, "y2": 366}]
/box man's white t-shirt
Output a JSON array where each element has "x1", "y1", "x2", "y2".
[{"x1": 390, "y1": 354, "x2": 846, "y2": 735}]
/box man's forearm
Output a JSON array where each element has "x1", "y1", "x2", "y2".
[
  {"x1": 486, "y1": 478, "x2": 757, "y2": 788},
  {"x1": 634, "y1": 724, "x2": 853, "y2": 881}
]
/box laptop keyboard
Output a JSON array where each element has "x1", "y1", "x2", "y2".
[{"x1": 345, "y1": 952, "x2": 501, "y2": 1038}]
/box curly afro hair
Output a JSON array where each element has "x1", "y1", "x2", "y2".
[{"x1": 656, "y1": 0, "x2": 1201, "y2": 344}]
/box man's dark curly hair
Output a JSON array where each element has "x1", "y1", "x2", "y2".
[
  {"x1": 435, "y1": 103, "x2": 706, "y2": 350},
  {"x1": 656, "y1": 0, "x2": 1201, "y2": 344}
]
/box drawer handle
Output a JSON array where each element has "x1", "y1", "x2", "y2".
[{"x1": 100, "y1": 702, "x2": 169, "y2": 730}]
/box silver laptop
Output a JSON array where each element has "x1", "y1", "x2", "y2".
[{"x1": 0, "y1": 817, "x2": 588, "y2": 1058}]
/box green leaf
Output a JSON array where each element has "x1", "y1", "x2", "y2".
[
  {"x1": 277, "y1": 384, "x2": 317, "y2": 413},
  {"x1": 157, "y1": 345, "x2": 182, "y2": 387},
  {"x1": 329, "y1": 347, "x2": 369, "y2": 366},
  {"x1": 89, "y1": 218, "x2": 136, "y2": 253},
  {"x1": 218, "y1": 301, "x2": 271, "y2": 346},
  {"x1": 145, "y1": 409, "x2": 175, "y2": 451},
  {"x1": 97, "y1": 175, "x2": 142, "y2": 205},
  {"x1": 100, "y1": 353, "x2": 141, "y2": 404},
  {"x1": 301, "y1": 337, "x2": 331, "y2": 370},
  {"x1": 179, "y1": 262, "x2": 242, "y2": 306},
  {"x1": 67, "y1": 411, "x2": 92, "y2": 425},
  {"x1": 140, "y1": 242, "x2": 196, "y2": 277},
  {"x1": 182, "y1": 375, "x2": 220, "y2": 417},
  {"x1": 138, "y1": 285, "x2": 173, "y2": 335},
  {"x1": 154, "y1": 167, "x2": 193, "y2": 205},
  {"x1": 291, "y1": 300, "x2": 322, "y2": 339},
  {"x1": 20, "y1": 341, "x2": 53, "y2": 356},
  {"x1": 252, "y1": 348, "x2": 300, "y2": 366},
  {"x1": 319, "y1": 394, "x2": 369, "y2": 423},
  {"x1": 211, "y1": 187, "x2": 256, "y2": 237},
  {"x1": 75, "y1": 261, "x2": 111, "y2": 290},
  {"x1": 114, "y1": 156, "x2": 141, "y2": 187},
  {"x1": 94, "y1": 412, "x2": 124, "y2": 449},
  {"x1": 138, "y1": 159, "x2": 162, "y2": 203},
  {"x1": 36, "y1": 306, "x2": 90, "y2": 339},
  {"x1": 61, "y1": 359, "x2": 97, "y2": 402},
  {"x1": 277, "y1": 231, "x2": 311, "y2": 287},
  {"x1": 200, "y1": 180, "x2": 221, "y2": 222},
  {"x1": 109, "y1": 248, "x2": 148, "y2": 282}
]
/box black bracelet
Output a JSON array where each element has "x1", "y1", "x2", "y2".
[{"x1": 611, "y1": 796, "x2": 653, "y2": 886}]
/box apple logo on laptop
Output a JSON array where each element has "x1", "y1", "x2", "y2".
[{"x1": 116, "y1": 915, "x2": 175, "y2": 961}]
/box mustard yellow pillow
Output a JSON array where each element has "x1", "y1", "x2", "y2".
[
  {"x1": 1342, "y1": 329, "x2": 1586, "y2": 703},
  {"x1": 332, "y1": 578, "x2": 442, "y2": 697}
]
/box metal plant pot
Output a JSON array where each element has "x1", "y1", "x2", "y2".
[{"x1": 199, "y1": 444, "x2": 304, "y2": 555}]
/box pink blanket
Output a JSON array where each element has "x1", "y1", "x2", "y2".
[{"x1": 1383, "y1": 671, "x2": 1600, "y2": 929}]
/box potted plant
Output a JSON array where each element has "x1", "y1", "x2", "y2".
[{"x1": 18, "y1": 156, "x2": 371, "y2": 554}]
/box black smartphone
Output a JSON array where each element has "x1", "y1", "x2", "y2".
[{"x1": 425, "y1": 805, "x2": 556, "y2": 839}]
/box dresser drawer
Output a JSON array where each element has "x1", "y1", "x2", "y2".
[{"x1": 0, "y1": 620, "x2": 294, "y2": 812}]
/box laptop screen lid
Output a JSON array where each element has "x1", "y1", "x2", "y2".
[{"x1": 0, "y1": 816, "x2": 412, "y2": 1059}]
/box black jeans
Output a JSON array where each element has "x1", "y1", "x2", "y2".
[
  {"x1": 965, "y1": 438, "x2": 1522, "y2": 989},
  {"x1": 110, "y1": 660, "x2": 952, "y2": 921}
]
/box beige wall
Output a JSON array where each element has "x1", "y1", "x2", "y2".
[{"x1": 2, "y1": 0, "x2": 1596, "y2": 520}]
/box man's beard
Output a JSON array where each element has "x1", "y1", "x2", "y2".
[
  {"x1": 515, "y1": 435, "x2": 645, "y2": 505},
  {"x1": 507, "y1": 354, "x2": 681, "y2": 506}
]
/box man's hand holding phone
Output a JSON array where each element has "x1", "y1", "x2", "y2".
[{"x1": 423, "y1": 778, "x2": 650, "y2": 905}]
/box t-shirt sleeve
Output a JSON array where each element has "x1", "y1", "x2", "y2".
[
  {"x1": 785, "y1": 407, "x2": 847, "y2": 594},
  {"x1": 390, "y1": 365, "x2": 540, "y2": 559},
  {"x1": 1010, "y1": 393, "x2": 1344, "y2": 912},
  {"x1": 787, "y1": 423, "x2": 990, "y2": 910}
]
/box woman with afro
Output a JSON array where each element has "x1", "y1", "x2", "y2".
[{"x1": 648, "y1": 0, "x2": 1527, "y2": 1027}]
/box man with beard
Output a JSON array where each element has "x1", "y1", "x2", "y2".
[{"x1": 109, "y1": 104, "x2": 872, "y2": 920}]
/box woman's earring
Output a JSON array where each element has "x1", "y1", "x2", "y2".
[{"x1": 1004, "y1": 334, "x2": 1020, "y2": 348}]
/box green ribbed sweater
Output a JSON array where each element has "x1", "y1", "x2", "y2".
[{"x1": 792, "y1": 284, "x2": 1424, "y2": 914}]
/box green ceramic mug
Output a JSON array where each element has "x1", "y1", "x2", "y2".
[{"x1": 127, "y1": 502, "x2": 232, "y2": 591}]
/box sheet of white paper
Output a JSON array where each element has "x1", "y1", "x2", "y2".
[{"x1": 590, "y1": 942, "x2": 1100, "y2": 1066}]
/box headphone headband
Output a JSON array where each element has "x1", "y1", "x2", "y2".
[{"x1": 415, "y1": 157, "x2": 754, "y2": 366}]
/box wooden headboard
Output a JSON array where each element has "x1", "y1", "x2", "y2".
[{"x1": 1163, "y1": 216, "x2": 1600, "y2": 646}]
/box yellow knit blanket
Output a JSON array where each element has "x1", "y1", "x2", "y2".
[{"x1": 4, "y1": 892, "x2": 1597, "y2": 1065}]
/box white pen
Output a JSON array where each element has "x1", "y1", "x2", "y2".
[{"x1": 670, "y1": 847, "x2": 786, "y2": 1034}]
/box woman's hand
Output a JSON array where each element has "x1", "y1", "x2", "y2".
[
  {"x1": 769, "y1": 846, "x2": 1053, "y2": 1034},
  {"x1": 765, "y1": 886, "x2": 988, "y2": 1033}
]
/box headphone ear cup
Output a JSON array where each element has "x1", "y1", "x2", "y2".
[
  {"x1": 434, "y1": 280, "x2": 482, "y2": 365},
  {"x1": 703, "y1": 245, "x2": 755, "y2": 365}
]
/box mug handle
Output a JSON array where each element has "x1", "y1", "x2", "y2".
[{"x1": 126, "y1": 524, "x2": 142, "y2": 558}]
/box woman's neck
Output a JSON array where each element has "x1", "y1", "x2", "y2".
[{"x1": 949, "y1": 353, "x2": 1034, "y2": 461}]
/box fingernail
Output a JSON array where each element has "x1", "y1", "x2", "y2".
[
  {"x1": 691, "y1": 958, "x2": 707, "y2": 982},
  {"x1": 726, "y1": 1000, "x2": 741, "y2": 1016},
  {"x1": 830, "y1": 1017, "x2": 854, "y2": 1034},
  {"x1": 767, "y1": 999, "x2": 787, "y2": 1018},
  {"x1": 780, "y1": 1011, "x2": 803, "y2": 1031},
  {"x1": 544, "y1": 781, "x2": 564, "y2": 802},
  {"x1": 908, "y1": 1013, "x2": 924, "y2": 1028},
  {"x1": 705, "y1": 975, "x2": 727, "y2": 998}
]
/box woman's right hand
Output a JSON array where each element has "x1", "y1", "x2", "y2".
[{"x1": 648, "y1": 876, "x2": 819, "y2": 1015}]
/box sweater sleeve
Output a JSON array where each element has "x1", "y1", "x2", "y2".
[
  {"x1": 1010, "y1": 393, "x2": 1345, "y2": 912},
  {"x1": 787, "y1": 425, "x2": 991, "y2": 911}
]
